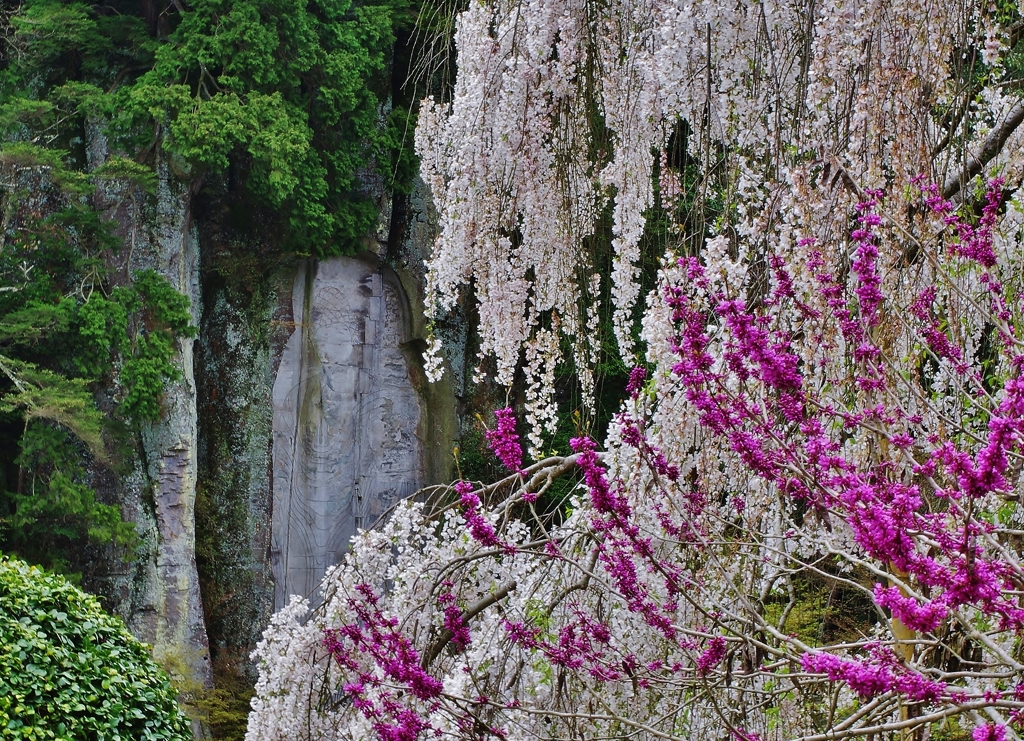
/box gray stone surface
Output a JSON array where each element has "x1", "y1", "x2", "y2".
[
  {"x1": 81, "y1": 124, "x2": 212, "y2": 693},
  {"x1": 193, "y1": 272, "x2": 277, "y2": 682},
  {"x1": 271, "y1": 257, "x2": 424, "y2": 608},
  {"x1": 132, "y1": 158, "x2": 211, "y2": 688}
]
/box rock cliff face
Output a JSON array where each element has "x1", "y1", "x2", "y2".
[
  {"x1": 193, "y1": 262, "x2": 279, "y2": 683},
  {"x1": 81, "y1": 136, "x2": 212, "y2": 689},
  {"x1": 271, "y1": 257, "x2": 425, "y2": 609},
  {"x1": 72, "y1": 128, "x2": 460, "y2": 696},
  {"x1": 190, "y1": 176, "x2": 460, "y2": 685},
  {"x1": 129, "y1": 160, "x2": 211, "y2": 688}
]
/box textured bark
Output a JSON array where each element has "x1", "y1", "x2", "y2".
[{"x1": 942, "y1": 101, "x2": 1024, "y2": 199}]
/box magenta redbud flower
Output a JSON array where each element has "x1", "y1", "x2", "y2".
[{"x1": 486, "y1": 407, "x2": 523, "y2": 472}]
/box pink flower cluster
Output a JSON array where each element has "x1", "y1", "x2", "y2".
[
  {"x1": 626, "y1": 366, "x2": 648, "y2": 398},
  {"x1": 571, "y1": 436, "x2": 632, "y2": 520},
  {"x1": 323, "y1": 584, "x2": 445, "y2": 741},
  {"x1": 696, "y1": 636, "x2": 727, "y2": 676},
  {"x1": 486, "y1": 407, "x2": 523, "y2": 472},
  {"x1": 570, "y1": 435, "x2": 680, "y2": 641},
  {"x1": 438, "y1": 588, "x2": 471, "y2": 651},
  {"x1": 618, "y1": 414, "x2": 680, "y2": 481},
  {"x1": 504, "y1": 612, "x2": 661, "y2": 684},
  {"x1": 974, "y1": 723, "x2": 1008, "y2": 741},
  {"x1": 908, "y1": 285, "x2": 967, "y2": 372},
  {"x1": 917, "y1": 176, "x2": 1003, "y2": 268},
  {"x1": 801, "y1": 646, "x2": 945, "y2": 702},
  {"x1": 850, "y1": 191, "x2": 885, "y2": 327},
  {"x1": 873, "y1": 585, "x2": 948, "y2": 633},
  {"x1": 456, "y1": 480, "x2": 503, "y2": 548},
  {"x1": 656, "y1": 180, "x2": 1024, "y2": 704},
  {"x1": 916, "y1": 177, "x2": 1013, "y2": 327}
]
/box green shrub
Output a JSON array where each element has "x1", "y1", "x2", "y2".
[{"x1": 0, "y1": 558, "x2": 192, "y2": 740}]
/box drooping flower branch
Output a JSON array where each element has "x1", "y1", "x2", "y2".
[
  {"x1": 250, "y1": 174, "x2": 1024, "y2": 741},
  {"x1": 248, "y1": 0, "x2": 1024, "y2": 732},
  {"x1": 485, "y1": 407, "x2": 523, "y2": 473}
]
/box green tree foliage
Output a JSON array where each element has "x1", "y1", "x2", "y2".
[
  {"x1": 0, "y1": 170, "x2": 195, "y2": 569},
  {"x1": 0, "y1": 557, "x2": 192, "y2": 739},
  {"x1": 2, "y1": 0, "x2": 410, "y2": 254},
  {"x1": 0, "y1": 0, "x2": 412, "y2": 570},
  {"x1": 0, "y1": 0, "x2": 412, "y2": 573}
]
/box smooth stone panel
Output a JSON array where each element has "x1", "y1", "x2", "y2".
[{"x1": 271, "y1": 257, "x2": 424, "y2": 608}]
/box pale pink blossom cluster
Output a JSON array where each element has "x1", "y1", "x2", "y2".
[{"x1": 415, "y1": 0, "x2": 1006, "y2": 423}]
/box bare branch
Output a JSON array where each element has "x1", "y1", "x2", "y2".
[{"x1": 943, "y1": 100, "x2": 1024, "y2": 200}]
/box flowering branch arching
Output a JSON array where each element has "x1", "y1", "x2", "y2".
[
  {"x1": 249, "y1": 173, "x2": 1024, "y2": 741},
  {"x1": 248, "y1": 0, "x2": 1024, "y2": 734}
]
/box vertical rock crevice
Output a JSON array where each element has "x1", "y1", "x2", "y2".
[
  {"x1": 194, "y1": 266, "x2": 278, "y2": 683},
  {"x1": 131, "y1": 158, "x2": 211, "y2": 688}
]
